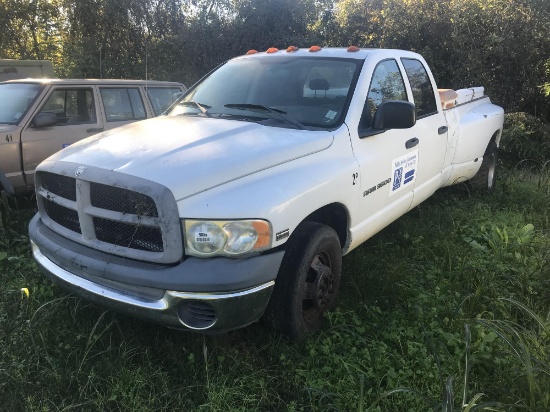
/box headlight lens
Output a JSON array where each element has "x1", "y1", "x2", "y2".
[
  {"x1": 184, "y1": 219, "x2": 271, "y2": 257},
  {"x1": 186, "y1": 221, "x2": 226, "y2": 255}
]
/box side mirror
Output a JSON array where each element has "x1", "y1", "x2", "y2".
[
  {"x1": 372, "y1": 100, "x2": 416, "y2": 130},
  {"x1": 33, "y1": 113, "x2": 58, "y2": 128}
]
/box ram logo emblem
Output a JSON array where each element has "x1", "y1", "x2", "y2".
[{"x1": 75, "y1": 166, "x2": 87, "y2": 177}]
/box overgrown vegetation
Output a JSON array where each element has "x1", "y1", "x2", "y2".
[
  {"x1": 1, "y1": 0, "x2": 550, "y2": 121},
  {"x1": 1, "y1": 115, "x2": 548, "y2": 410}
]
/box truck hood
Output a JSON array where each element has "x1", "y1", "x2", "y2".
[{"x1": 46, "y1": 116, "x2": 333, "y2": 200}]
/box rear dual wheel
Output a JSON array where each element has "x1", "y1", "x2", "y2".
[
  {"x1": 470, "y1": 140, "x2": 498, "y2": 193},
  {"x1": 266, "y1": 221, "x2": 342, "y2": 340}
]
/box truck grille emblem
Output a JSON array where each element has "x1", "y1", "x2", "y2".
[{"x1": 75, "y1": 166, "x2": 87, "y2": 177}]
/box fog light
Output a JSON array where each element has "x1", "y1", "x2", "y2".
[{"x1": 177, "y1": 301, "x2": 217, "y2": 330}]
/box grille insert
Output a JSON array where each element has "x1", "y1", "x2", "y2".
[
  {"x1": 90, "y1": 182, "x2": 158, "y2": 217},
  {"x1": 41, "y1": 172, "x2": 76, "y2": 201},
  {"x1": 44, "y1": 198, "x2": 81, "y2": 233},
  {"x1": 93, "y1": 217, "x2": 163, "y2": 252}
]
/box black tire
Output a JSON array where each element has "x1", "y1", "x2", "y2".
[
  {"x1": 265, "y1": 221, "x2": 342, "y2": 340},
  {"x1": 469, "y1": 140, "x2": 498, "y2": 193}
]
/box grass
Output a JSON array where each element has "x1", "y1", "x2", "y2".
[{"x1": 0, "y1": 164, "x2": 549, "y2": 411}]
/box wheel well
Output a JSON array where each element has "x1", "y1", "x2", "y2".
[{"x1": 303, "y1": 203, "x2": 349, "y2": 249}]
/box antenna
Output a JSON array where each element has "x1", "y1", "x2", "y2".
[{"x1": 99, "y1": 44, "x2": 102, "y2": 78}]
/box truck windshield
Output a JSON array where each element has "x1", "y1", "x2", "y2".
[
  {"x1": 168, "y1": 56, "x2": 362, "y2": 129},
  {"x1": 0, "y1": 83, "x2": 43, "y2": 125}
]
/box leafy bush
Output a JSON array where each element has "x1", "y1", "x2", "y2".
[{"x1": 500, "y1": 112, "x2": 550, "y2": 168}]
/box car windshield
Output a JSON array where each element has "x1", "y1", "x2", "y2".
[
  {"x1": 168, "y1": 56, "x2": 363, "y2": 129},
  {"x1": 0, "y1": 83, "x2": 44, "y2": 125}
]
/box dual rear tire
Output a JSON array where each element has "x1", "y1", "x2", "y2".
[{"x1": 469, "y1": 140, "x2": 498, "y2": 193}]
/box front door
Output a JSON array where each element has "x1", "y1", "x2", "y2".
[
  {"x1": 350, "y1": 58, "x2": 420, "y2": 240},
  {"x1": 20, "y1": 86, "x2": 103, "y2": 186}
]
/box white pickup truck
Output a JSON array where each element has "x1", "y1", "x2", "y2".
[{"x1": 29, "y1": 47, "x2": 504, "y2": 339}]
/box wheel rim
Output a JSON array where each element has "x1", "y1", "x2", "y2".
[{"x1": 302, "y1": 251, "x2": 334, "y2": 324}]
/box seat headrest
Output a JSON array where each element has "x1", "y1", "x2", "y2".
[{"x1": 309, "y1": 79, "x2": 329, "y2": 91}]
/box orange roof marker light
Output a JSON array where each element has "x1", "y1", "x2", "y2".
[
  {"x1": 246, "y1": 49, "x2": 258, "y2": 55},
  {"x1": 266, "y1": 47, "x2": 279, "y2": 53},
  {"x1": 347, "y1": 45, "x2": 360, "y2": 52},
  {"x1": 286, "y1": 45, "x2": 299, "y2": 52},
  {"x1": 309, "y1": 45, "x2": 322, "y2": 52}
]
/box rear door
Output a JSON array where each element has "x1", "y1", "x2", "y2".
[
  {"x1": 20, "y1": 85, "x2": 103, "y2": 186},
  {"x1": 98, "y1": 86, "x2": 149, "y2": 130},
  {"x1": 400, "y1": 58, "x2": 448, "y2": 207}
]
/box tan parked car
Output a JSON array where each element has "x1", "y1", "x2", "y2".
[{"x1": 0, "y1": 79, "x2": 186, "y2": 194}]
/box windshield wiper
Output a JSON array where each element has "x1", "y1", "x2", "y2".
[
  {"x1": 178, "y1": 101, "x2": 212, "y2": 118},
  {"x1": 224, "y1": 103, "x2": 305, "y2": 130}
]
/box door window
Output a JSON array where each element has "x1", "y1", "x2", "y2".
[
  {"x1": 100, "y1": 88, "x2": 146, "y2": 122},
  {"x1": 361, "y1": 59, "x2": 407, "y2": 129},
  {"x1": 41, "y1": 88, "x2": 96, "y2": 125},
  {"x1": 401, "y1": 58, "x2": 437, "y2": 118}
]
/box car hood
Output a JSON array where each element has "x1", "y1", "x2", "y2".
[
  {"x1": 0, "y1": 124, "x2": 19, "y2": 133},
  {"x1": 46, "y1": 116, "x2": 333, "y2": 200}
]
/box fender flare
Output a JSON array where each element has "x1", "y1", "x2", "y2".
[{"x1": 0, "y1": 169, "x2": 14, "y2": 194}]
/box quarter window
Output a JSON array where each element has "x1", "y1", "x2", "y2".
[
  {"x1": 147, "y1": 87, "x2": 183, "y2": 116},
  {"x1": 100, "y1": 88, "x2": 146, "y2": 122},
  {"x1": 401, "y1": 58, "x2": 437, "y2": 118},
  {"x1": 361, "y1": 59, "x2": 407, "y2": 129}
]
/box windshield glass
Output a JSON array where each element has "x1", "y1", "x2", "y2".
[
  {"x1": 168, "y1": 56, "x2": 362, "y2": 129},
  {"x1": 0, "y1": 83, "x2": 44, "y2": 125}
]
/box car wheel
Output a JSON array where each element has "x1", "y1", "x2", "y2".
[
  {"x1": 470, "y1": 140, "x2": 498, "y2": 193},
  {"x1": 265, "y1": 221, "x2": 342, "y2": 340}
]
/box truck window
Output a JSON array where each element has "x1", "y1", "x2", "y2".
[
  {"x1": 100, "y1": 88, "x2": 146, "y2": 122},
  {"x1": 361, "y1": 59, "x2": 407, "y2": 129},
  {"x1": 0, "y1": 83, "x2": 43, "y2": 125},
  {"x1": 146, "y1": 87, "x2": 183, "y2": 116},
  {"x1": 41, "y1": 88, "x2": 96, "y2": 125},
  {"x1": 401, "y1": 58, "x2": 437, "y2": 118},
  {"x1": 170, "y1": 56, "x2": 362, "y2": 130}
]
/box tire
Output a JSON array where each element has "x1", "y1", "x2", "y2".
[
  {"x1": 469, "y1": 140, "x2": 498, "y2": 193},
  {"x1": 265, "y1": 221, "x2": 342, "y2": 340}
]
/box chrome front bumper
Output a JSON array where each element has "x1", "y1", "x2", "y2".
[{"x1": 31, "y1": 240, "x2": 276, "y2": 332}]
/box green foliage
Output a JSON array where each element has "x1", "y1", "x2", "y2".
[
  {"x1": 500, "y1": 112, "x2": 550, "y2": 168},
  {"x1": 2, "y1": 0, "x2": 550, "y2": 120},
  {"x1": 2, "y1": 172, "x2": 549, "y2": 410}
]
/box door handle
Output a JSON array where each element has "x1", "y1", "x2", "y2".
[
  {"x1": 405, "y1": 137, "x2": 419, "y2": 149},
  {"x1": 86, "y1": 127, "x2": 104, "y2": 133},
  {"x1": 438, "y1": 126, "x2": 448, "y2": 135}
]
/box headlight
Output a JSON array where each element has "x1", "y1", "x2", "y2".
[{"x1": 184, "y1": 219, "x2": 272, "y2": 257}]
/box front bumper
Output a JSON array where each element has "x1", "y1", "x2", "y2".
[{"x1": 29, "y1": 215, "x2": 284, "y2": 332}]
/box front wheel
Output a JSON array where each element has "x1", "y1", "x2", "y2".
[
  {"x1": 469, "y1": 140, "x2": 498, "y2": 193},
  {"x1": 265, "y1": 221, "x2": 342, "y2": 340}
]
